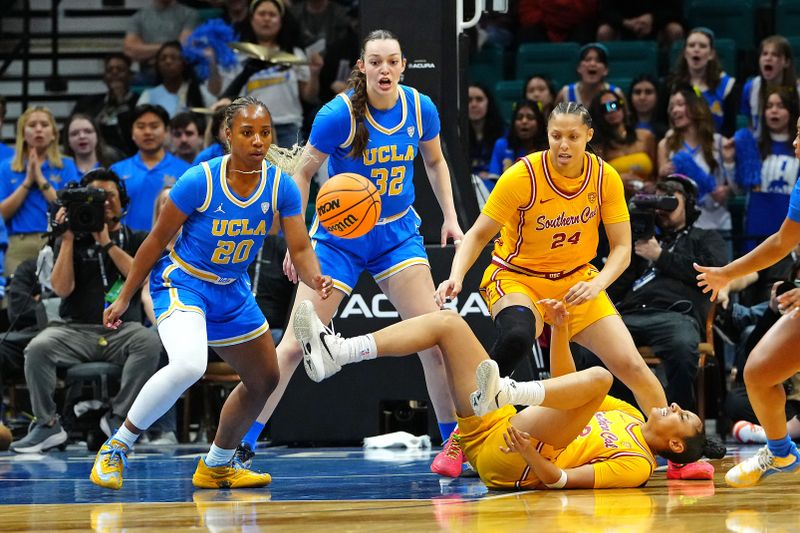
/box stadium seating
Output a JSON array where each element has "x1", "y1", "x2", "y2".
[
  {"x1": 493, "y1": 79, "x2": 525, "y2": 125},
  {"x1": 605, "y1": 41, "x2": 659, "y2": 78},
  {"x1": 686, "y1": 0, "x2": 756, "y2": 53},
  {"x1": 466, "y1": 44, "x2": 506, "y2": 93},
  {"x1": 776, "y1": 0, "x2": 800, "y2": 37},
  {"x1": 515, "y1": 42, "x2": 580, "y2": 85}
]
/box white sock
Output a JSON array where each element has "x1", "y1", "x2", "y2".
[
  {"x1": 112, "y1": 425, "x2": 139, "y2": 449},
  {"x1": 736, "y1": 421, "x2": 767, "y2": 443},
  {"x1": 205, "y1": 443, "x2": 236, "y2": 467},
  {"x1": 504, "y1": 379, "x2": 546, "y2": 407},
  {"x1": 341, "y1": 334, "x2": 378, "y2": 364}
]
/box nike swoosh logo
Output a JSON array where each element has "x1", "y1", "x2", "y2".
[
  {"x1": 539, "y1": 197, "x2": 554, "y2": 204},
  {"x1": 319, "y1": 332, "x2": 334, "y2": 360}
]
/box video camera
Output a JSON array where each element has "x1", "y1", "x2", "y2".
[
  {"x1": 50, "y1": 182, "x2": 107, "y2": 236},
  {"x1": 629, "y1": 194, "x2": 678, "y2": 240}
]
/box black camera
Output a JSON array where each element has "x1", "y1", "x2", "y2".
[
  {"x1": 51, "y1": 183, "x2": 107, "y2": 236},
  {"x1": 629, "y1": 194, "x2": 679, "y2": 240}
]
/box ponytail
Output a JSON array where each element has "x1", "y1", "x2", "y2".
[{"x1": 346, "y1": 66, "x2": 369, "y2": 159}]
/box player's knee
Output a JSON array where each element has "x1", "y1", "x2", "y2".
[
  {"x1": 588, "y1": 366, "x2": 613, "y2": 392},
  {"x1": 490, "y1": 306, "x2": 537, "y2": 375},
  {"x1": 171, "y1": 358, "x2": 207, "y2": 386},
  {"x1": 438, "y1": 308, "x2": 463, "y2": 330}
]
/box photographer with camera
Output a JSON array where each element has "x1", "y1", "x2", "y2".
[
  {"x1": 607, "y1": 174, "x2": 727, "y2": 411},
  {"x1": 10, "y1": 168, "x2": 162, "y2": 453}
]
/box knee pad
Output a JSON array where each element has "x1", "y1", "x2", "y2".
[{"x1": 489, "y1": 305, "x2": 536, "y2": 377}]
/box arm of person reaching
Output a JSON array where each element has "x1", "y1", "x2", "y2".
[
  {"x1": 280, "y1": 212, "x2": 332, "y2": 299},
  {"x1": 123, "y1": 32, "x2": 162, "y2": 63},
  {"x1": 281, "y1": 143, "x2": 327, "y2": 282},
  {"x1": 419, "y1": 135, "x2": 464, "y2": 246},
  {"x1": 537, "y1": 298, "x2": 575, "y2": 378},
  {"x1": 696, "y1": 218, "x2": 800, "y2": 301},
  {"x1": 102, "y1": 199, "x2": 187, "y2": 328},
  {"x1": 434, "y1": 214, "x2": 501, "y2": 307},
  {"x1": 565, "y1": 220, "x2": 631, "y2": 306}
]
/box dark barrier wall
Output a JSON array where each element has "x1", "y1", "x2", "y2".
[
  {"x1": 269, "y1": 245, "x2": 521, "y2": 445},
  {"x1": 357, "y1": 0, "x2": 480, "y2": 244}
]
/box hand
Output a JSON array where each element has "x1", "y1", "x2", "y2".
[
  {"x1": 440, "y1": 218, "x2": 464, "y2": 247},
  {"x1": 717, "y1": 285, "x2": 730, "y2": 310},
  {"x1": 694, "y1": 262, "x2": 732, "y2": 302},
  {"x1": 434, "y1": 278, "x2": 462, "y2": 308},
  {"x1": 777, "y1": 287, "x2": 800, "y2": 317},
  {"x1": 26, "y1": 148, "x2": 41, "y2": 187},
  {"x1": 312, "y1": 274, "x2": 333, "y2": 300},
  {"x1": 633, "y1": 13, "x2": 653, "y2": 36},
  {"x1": 54, "y1": 207, "x2": 74, "y2": 241},
  {"x1": 282, "y1": 249, "x2": 298, "y2": 283},
  {"x1": 500, "y1": 425, "x2": 537, "y2": 463},
  {"x1": 537, "y1": 298, "x2": 569, "y2": 327},
  {"x1": 564, "y1": 278, "x2": 602, "y2": 306},
  {"x1": 92, "y1": 223, "x2": 111, "y2": 247},
  {"x1": 103, "y1": 297, "x2": 130, "y2": 329},
  {"x1": 769, "y1": 281, "x2": 782, "y2": 313},
  {"x1": 634, "y1": 237, "x2": 662, "y2": 261}
]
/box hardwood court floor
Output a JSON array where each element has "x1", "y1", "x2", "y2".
[{"x1": 1, "y1": 443, "x2": 799, "y2": 531}]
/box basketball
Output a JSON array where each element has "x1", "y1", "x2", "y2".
[{"x1": 315, "y1": 173, "x2": 382, "y2": 239}]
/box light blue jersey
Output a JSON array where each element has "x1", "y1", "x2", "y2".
[
  {"x1": 168, "y1": 155, "x2": 301, "y2": 284},
  {"x1": 789, "y1": 177, "x2": 800, "y2": 223},
  {"x1": 309, "y1": 84, "x2": 440, "y2": 219},
  {"x1": 150, "y1": 154, "x2": 302, "y2": 345}
]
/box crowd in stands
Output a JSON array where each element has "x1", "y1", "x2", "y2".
[{"x1": 0, "y1": 0, "x2": 798, "y2": 451}]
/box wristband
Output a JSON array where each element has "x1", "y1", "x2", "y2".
[
  {"x1": 101, "y1": 242, "x2": 116, "y2": 253},
  {"x1": 544, "y1": 469, "x2": 568, "y2": 489},
  {"x1": 39, "y1": 182, "x2": 51, "y2": 191},
  {"x1": 22, "y1": 183, "x2": 34, "y2": 190}
]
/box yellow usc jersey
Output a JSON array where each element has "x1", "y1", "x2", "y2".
[
  {"x1": 555, "y1": 396, "x2": 657, "y2": 489},
  {"x1": 482, "y1": 150, "x2": 629, "y2": 273}
]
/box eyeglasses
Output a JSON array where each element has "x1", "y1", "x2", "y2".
[{"x1": 602, "y1": 101, "x2": 621, "y2": 114}]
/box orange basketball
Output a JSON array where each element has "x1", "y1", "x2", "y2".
[{"x1": 315, "y1": 173, "x2": 381, "y2": 239}]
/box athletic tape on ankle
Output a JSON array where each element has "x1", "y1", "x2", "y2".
[{"x1": 544, "y1": 469, "x2": 568, "y2": 489}]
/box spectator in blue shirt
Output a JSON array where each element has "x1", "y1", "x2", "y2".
[
  {"x1": 0, "y1": 106, "x2": 79, "y2": 275},
  {"x1": 0, "y1": 96, "x2": 14, "y2": 163},
  {"x1": 110, "y1": 104, "x2": 191, "y2": 231}
]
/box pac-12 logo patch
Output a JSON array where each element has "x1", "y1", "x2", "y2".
[
  {"x1": 588, "y1": 192, "x2": 597, "y2": 204},
  {"x1": 261, "y1": 201, "x2": 270, "y2": 214},
  {"x1": 407, "y1": 126, "x2": 415, "y2": 137}
]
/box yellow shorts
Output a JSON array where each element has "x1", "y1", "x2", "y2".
[
  {"x1": 458, "y1": 406, "x2": 563, "y2": 490},
  {"x1": 479, "y1": 263, "x2": 618, "y2": 336}
]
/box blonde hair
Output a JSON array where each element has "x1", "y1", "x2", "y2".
[
  {"x1": 265, "y1": 143, "x2": 314, "y2": 176},
  {"x1": 11, "y1": 106, "x2": 62, "y2": 172}
]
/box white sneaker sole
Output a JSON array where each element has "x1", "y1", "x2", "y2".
[
  {"x1": 471, "y1": 359, "x2": 501, "y2": 417},
  {"x1": 294, "y1": 300, "x2": 327, "y2": 383},
  {"x1": 11, "y1": 428, "x2": 68, "y2": 454}
]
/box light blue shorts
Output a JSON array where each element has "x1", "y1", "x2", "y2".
[
  {"x1": 310, "y1": 208, "x2": 429, "y2": 294},
  {"x1": 150, "y1": 255, "x2": 269, "y2": 347}
]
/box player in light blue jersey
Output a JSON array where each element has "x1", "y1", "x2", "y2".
[
  {"x1": 695, "y1": 115, "x2": 800, "y2": 488},
  {"x1": 90, "y1": 96, "x2": 332, "y2": 490},
  {"x1": 237, "y1": 29, "x2": 467, "y2": 476}
]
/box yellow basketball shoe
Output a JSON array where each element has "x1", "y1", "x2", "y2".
[
  {"x1": 725, "y1": 444, "x2": 800, "y2": 488},
  {"x1": 90, "y1": 438, "x2": 129, "y2": 490},
  {"x1": 192, "y1": 457, "x2": 272, "y2": 489}
]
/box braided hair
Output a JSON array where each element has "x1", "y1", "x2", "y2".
[{"x1": 345, "y1": 29, "x2": 402, "y2": 159}]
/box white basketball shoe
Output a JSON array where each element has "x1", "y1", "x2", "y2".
[{"x1": 293, "y1": 300, "x2": 345, "y2": 382}]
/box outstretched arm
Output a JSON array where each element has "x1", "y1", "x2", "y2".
[
  {"x1": 419, "y1": 135, "x2": 464, "y2": 246},
  {"x1": 281, "y1": 213, "x2": 331, "y2": 299}
]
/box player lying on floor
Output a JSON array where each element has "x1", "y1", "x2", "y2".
[{"x1": 293, "y1": 298, "x2": 725, "y2": 489}]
